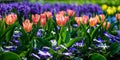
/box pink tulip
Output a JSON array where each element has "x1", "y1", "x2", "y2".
[
  {"x1": 82, "y1": 15, "x2": 89, "y2": 24},
  {"x1": 99, "y1": 14, "x2": 105, "y2": 22},
  {"x1": 23, "y1": 19, "x2": 33, "y2": 32},
  {"x1": 56, "y1": 14, "x2": 69, "y2": 26},
  {"x1": 116, "y1": 13, "x2": 120, "y2": 21},
  {"x1": 58, "y1": 11, "x2": 66, "y2": 16},
  {"x1": 40, "y1": 13, "x2": 46, "y2": 27},
  {"x1": 67, "y1": 9, "x2": 75, "y2": 16},
  {"x1": 44, "y1": 11, "x2": 52, "y2": 19},
  {"x1": 5, "y1": 13, "x2": 17, "y2": 25},
  {"x1": 32, "y1": 14, "x2": 40, "y2": 24}
]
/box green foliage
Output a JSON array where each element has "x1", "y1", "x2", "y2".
[
  {"x1": 90, "y1": 53, "x2": 107, "y2": 60},
  {"x1": 0, "y1": 52, "x2": 21, "y2": 60}
]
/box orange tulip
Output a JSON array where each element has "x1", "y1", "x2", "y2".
[
  {"x1": 99, "y1": 14, "x2": 105, "y2": 22},
  {"x1": 40, "y1": 13, "x2": 46, "y2": 27},
  {"x1": 5, "y1": 13, "x2": 17, "y2": 25},
  {"x1": 75, "y1": 17, "x2": 82, "y2": 26},
  {"x1": 95, "y1": 15, "x2": 100, "y2": 23},
  {"x1": 56, "y1": 14, "x2": 69, "y2": 26},
  {"x1": 116, "y1": 13, "x2": 120, "y2": 21},
  {"x1": 58, "y1": 11, "x2": 66, "y2": 16},
  {"x1": 75, "y1": 15, "x2": 88, "y2": 25},
  {"x1": 89, "y1": 17, "x2": 98, "y2": 27},
  {"x1": 103, "y1": 22, "x2": 110, "y2": 30},
  {"x1": 67, "y1": 9, "x2": 75, "y2": 16},
  {"x1": 44, "y1": 11, "x2": 52, "y2": 19},
  {"x1": 32, "y1": 14, "x2": 40, "y2": 24},
  {"x1": 23, "y1": 19, "x2": 33, "y2": 32}
]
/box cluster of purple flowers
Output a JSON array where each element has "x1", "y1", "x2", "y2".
[
  {"x1": 104, "y1": 31, "x2": 120, "y2": 43},
  {"x1": 0, "y1": 2, "x2": 103, "y2": 18}
]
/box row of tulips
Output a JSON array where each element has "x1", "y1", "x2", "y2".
[
  {"x1": 0, "y1": 8, "x2": 120, "y2": 60},
  {"x1": 0, "y1": 2, "x2": 120, "y2": 60}
]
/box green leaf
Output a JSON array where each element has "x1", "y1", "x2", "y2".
[
  {"x1": 65, "y1": 30, "x2": 70, "y2": 43},
  {"x1": 0, "y1": 20, "x2": 5, "y2": 36},
  {"x1": 37, "y1": 37, "x2": 51, "y2": 47},
  {"x1": 60, "y1": 37, "x2": 82, "y2": 52},
  {"x1": 80, "y1": 23, "x2": 90, "y2": 40},
  {"x1": 91, "y1": 23, "x2": 103, "y2": 40},
  {"x1": 72, "y1": 57, "x2": 83, "y2": 60},
  {"x1": 66, "y1": 37, "x2": 82, "y2": 48},
  {"x1": 109, "y1": 22, "x2": 117, "y2": 31},
  {"x1": 0, "y1": 52, "x2": 21, "y2": 60},
  {"x1": 109, "y1": 42, "x2": 120, "y2": 56},
  {"x1": 5, "y1": 27, "x2": 15, "y2": 42},
  {"x1": 58, "y1": 34, "x2": 62, "y2": 45},
  {"x1": 90, "y1": 53, "x2": 107, "y2": 60},
  {"x1": 0, "y1": 23, "x2": 17, "y2": 39}
]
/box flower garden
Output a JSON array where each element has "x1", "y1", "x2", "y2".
[{"x1": 0, "y1": 1, "x2": 120, "y2": 60}]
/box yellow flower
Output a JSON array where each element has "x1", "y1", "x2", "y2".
[
  {"x1": 117, "y1": 6, "x2": 120, "y2": 12},
  {"x1": 106, "y1": 7, "x2": 114, "y2": 15},
  {"x1": 112, "y1": 6, "x2": 116, "y2": 13},
  {"x1": 102, "y1": 4, "x2": 108, "y2": 11}
]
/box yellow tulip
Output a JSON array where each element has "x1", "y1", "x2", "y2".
[
  {"x1": 106, "y1": 7, "x2": 114, "y2": 15},
  {"x1": 117, "y1": 6, "x2": 120, "y2": 12},
  {"x1": 112, "y1": 6, "x2": 116, "y2": 13},
  {"x1": 102, "y1": 4, "x2": 108, "y2": 11}
]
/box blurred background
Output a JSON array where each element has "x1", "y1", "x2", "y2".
[{"x1": 0, "y1": 0, "x2": 120, "y2": 6}]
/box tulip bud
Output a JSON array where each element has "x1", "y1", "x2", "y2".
[
  {"x1": 99, "y1": 14, "x2": 105, "y2": 22},
  {"x1": 44, "y1": 11, "x2": 52, "y2": 19},
  {"x1": 23, "y1": 19, "x2": 33, "y2": 32},
  {"x1": 116, "y1": 13, "x2": 120, "y2": 21},
  {"x1": 102, "y1": 4, "x2": 108, "y2": 11},
  {"x1": 32, "y1": 14, "x2": 40, "y2": 24},
  {"x1": 89, "y1": 17, "x2": 98, "y2": 27},
  {"x1": 58, "y1": 11, "x2": 66, "y2": 16},
  {"x1": 56, "y1": 14, "x2": 68, "y2": 26},
  {"x1": 103, "y1": 22, "x2": 110, "y2": 30},
  {"x1": 40, "y1": 14, "x2": 46, "y2": 27},
  {"x1": 82, "y1": 15, "x2": 89, "y2": 24},
  {"x1": 75, "y1": 17, "x2": 82, "y2": 26},
  {"x1": 67, "y1": 9, "x2": 75, "y2": 16},
  {"x1": 5, "y1": 13, "x2": 17, "y2": 25},
  {"x1": 95, "y1": 15, "x2": 100, "y2": 23}
]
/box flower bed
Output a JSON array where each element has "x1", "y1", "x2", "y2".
[{"x1": 0, "y1": 2, "x2": 120, "y2": 60}]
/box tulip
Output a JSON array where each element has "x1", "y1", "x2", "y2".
[
  {"x1": 95, "y1": 15, "x2": 100, "y2": 23},
  {"x1": 82, "y1": 15, "x2": 89, "y2": 24},
  {"x1": 40, "y1": 13, "x2": 46, "y2": 27},
  {"x1": 56, "y1": 14, "x2": 69, "y2": 26},
  {"x1": 117, "y1": 6, "x2": 120, "y2": 12},
  {"x1": 99, "y1": 14, "x2": 105, "y2": 22},
  {"x1": 67, "y1": 9, "x2": 75, "y2": 16},
  {"x1": 32, "y1": 14, "x2": 40, "y2": 24},
  {"x1": 103, "y1": 22, "x2": 110, "y2": 30},
  {"x1": 22, "y1": 19, "x2": 33, "y2": 32},
  {"x1": 101, "y1": 4, "x2": 108, "y2": 11},
  {"x1": 58, "y1": 11, "x2": 66, "y2": 16},
  {"x1": 107, "y1": 7, "x2": 114, "y2": 15},
  {"x1": 44, "y1": 11, "x2": 52, "y2": 19},
  {"x1": 89, "y1": 17, "x2": 98, "y2": 27},
  {"x1": 75, "y1": 17, "x2": 82, "y2": 26},
  {"x1": 75, "y1": 15, "x2": 89, "y2": 25},
  {"x1": 116, "y1": 13, "x2": 120, "y2": 21},
  {"x1": 5, "y1": 13, "x2": 17, "y2": 25}
]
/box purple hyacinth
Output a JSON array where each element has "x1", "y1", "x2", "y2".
[
  {"x1": 38, "y1": 50, "x2": 53, "y2": 58},
  {"x1": 37, "y1": 29, "x2": 42, "y2": 37}
]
